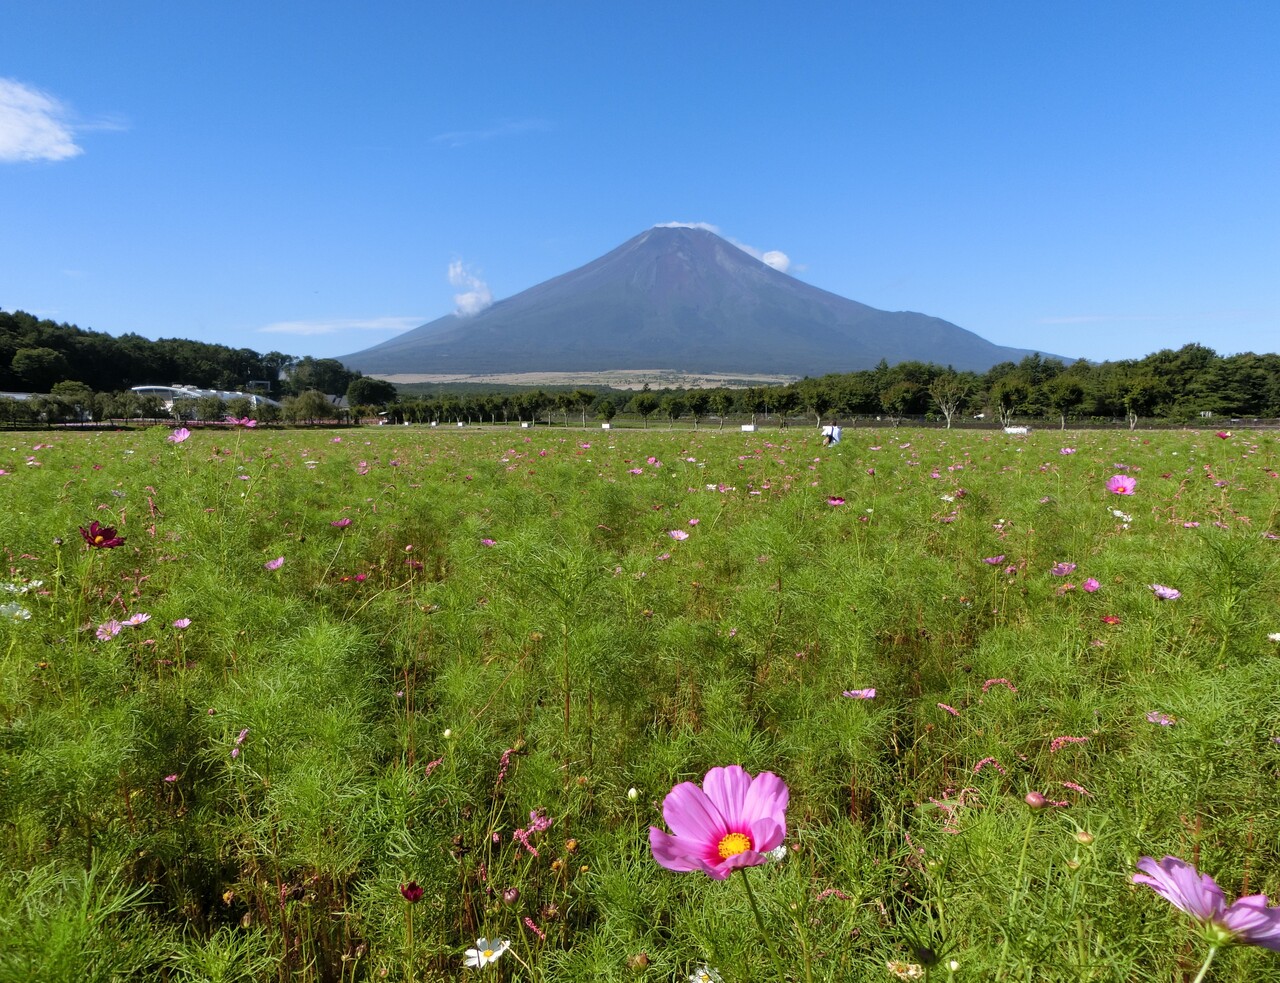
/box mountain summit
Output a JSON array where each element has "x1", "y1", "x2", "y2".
[{"x1": 340, "y1": 227, "x2": 1067, "y2": 377}]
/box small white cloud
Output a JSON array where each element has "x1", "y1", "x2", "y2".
[
  {"x1": 433, "y1": 118, "x2": 551, "y2": 148},
  {"x1": 449, "y1": 260, "x2": 493, "y2": 316},
  {"x1": 258, "y1": 316, "x2": 423, "y2": 337},
  {"x1": 761, "y1": 250, "x2": 791, "y2": 273},
  {"x1": 654, "y1": 221, "x2": 722, "y2": 233},
  {"x1": 653, "y1": 222, "x2": 794, "y2": 275},
  {"x1": 0, "y1": 78, "x2": 82, "y2": 163}
]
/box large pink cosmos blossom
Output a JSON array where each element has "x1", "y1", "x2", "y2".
[
  {"x1": 649, "y1": 765, "x2": 788, "y2": 880},
  {"x1": 1133, "y1": 856, "x2": 1280, "y2": 950},
  {"x1": 1106, "y1": 474, "x2": 1137, "y2": 495}
]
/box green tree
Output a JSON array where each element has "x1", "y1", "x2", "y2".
[
  {"x1": 927, "y1": 374, "x2": 970, "y2": 429},
  {"x1": 630, "y1": 392, "x2": 659, "y2": 428},
  {"x1": 11, "y1": 347, "x2": 70, "y2": 391},
  {"x1": 685, "y1": 390, "x2": 710, "y2": 430},
  {"x1": 660, "y1": 393, "x2": 686, "y2": 426},
  {"x1": 346, "y1": 377, "x2": 398, "y2": 409},
  {"x1": 572, "y1": 389, "x2": 596, "y2": 428}
]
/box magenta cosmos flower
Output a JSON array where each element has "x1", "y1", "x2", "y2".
[
  {"x1": 1133, "y1": 856, "x2": 1280, "y2": 950},
  {"x1": 80, "y1": 521, "x2": 126, "y2": 549},
  {"x1": 1106, "y1": 474, "x2": 1137, "y2": 495},
  {"x1": 649, "y1": 765, "x2": 788, "y2": 880}
]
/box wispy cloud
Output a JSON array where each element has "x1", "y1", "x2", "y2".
[
  {"x1": 433, "y1": 117, "x2": 551, "y2": 148},
  {"x1": 449, "y1": 260, "x2": 493, "y2": 316},
  {"x1": 258, "y1": 316, "x2": 424, "y2": 337},
  {"x1": 1037, "y1": 310, "x2": 1261, "y2": 326},
  {"x1": 655, "y1": 222, "x2": 793, "y2": 273},
  {"x1": 0, "y1": 78, "x2": 81, "y2": 163}
]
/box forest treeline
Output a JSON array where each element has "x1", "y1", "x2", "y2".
[{"x1": 2, "y1": 308, "x2": 1278, "y2": 427}]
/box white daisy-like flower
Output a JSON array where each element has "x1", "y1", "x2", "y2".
[
  {"x1": 463, "y1": 938, "x2": 510, "y2": 968},
  {"x1": 765, "y1": 843, "x2": 788, "y2": 863},
  {"x1": 1110, "y1": 509, "x2": 1133, "y2": 523},
  {"x1": 689, "y1": 966, "x2": 724, "y2": 983},
  {"x1": 1, "y1": 602, "x2": 32, "y2": 621}
]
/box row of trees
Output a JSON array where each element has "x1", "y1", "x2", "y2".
[
  {"x1": 370, "y1": 346, "x2": 1279, "y2": 430},
  {"x1": 1, "y1": 309, "x2": 362, "y2": 397},
  {"x1": 5, "y1": 304, "x2": 1277, "y2": 427}
]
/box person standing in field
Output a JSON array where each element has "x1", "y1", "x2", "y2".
[{"x1": 821, "y1": 421, "x2": 842, "y2": 446}]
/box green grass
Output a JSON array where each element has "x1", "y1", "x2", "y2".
[{"x1": 1, "y1": 424, "x2": 1279, "y2": 981}]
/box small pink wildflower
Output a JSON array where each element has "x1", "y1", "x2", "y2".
[
  {"x1": 1149, "y1": 584, "x2": 1181, "y2": 600},
  {"x1": 827, "y1": 496, "x2": 845, "y2": 506},
  {"x1": 1147, "y1": 711, "x2": 1176, "y2": 726},
  {"x1": 842, "y1": 688, "x2": 876, "y2": 699},
  {"x1": 1050, "y1": 735, "x2": 1088, "y2": 752},
  {"x1": 264, "y1": 556, "x2": 285, "y2": 571},
  {"x1": 936, "y1": 702, "x2": 960, "y2": 716},
  {"x1": 330, "y1": 517, "x2": 352, "y2": 528},
  {"x1": 481, "y1": 538, "x2": 497, "y2": 546},
  {"x1": 524, "y1": 916, "x2": 547, "y2": 941},
  {"x1": 167, "y1": 428, "x2": 191, "y2": 443},
  {"x1": 668, "y1": 529, "x2": 689, "y2": 541},
  {"x1": 164, "y1": 774, "x2": 178, "y2": 782},
  {"x1": 982, "y1": 555, "x2": 1006, "y2": 565},
  {"x1": 981, "y1": 678, "x2": 1017, "y2": 695},
  {"x1": 96, "y1": 620, "x2": 123, "y2": 641},
  {"x1": 1082, "y1": 578, "x2": 1100, "y2": 592},
  {"x1": 124, "y1": 612, "x2": 152, "y2": 627},
  {"x1": 973, "y1": 757, "x2": 1007, "y2": 776},
  {"x1": 172, "y1": 618, "x2": 191, "y2": 629},
  {"x1": 1050, "y1": 562, "x2": 1077, "y2": 576}
]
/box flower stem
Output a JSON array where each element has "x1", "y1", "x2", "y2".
[
  {"x1": 739, "y1": 867, "x2": 788, "y2": 982},
  {"x1": 1191, "y1": 945, "x2": 1218, "y2": 983}
]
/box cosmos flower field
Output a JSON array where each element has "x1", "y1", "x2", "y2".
[{"x1": 2, "y1": 423, "x2": 1279, "y2": 981}]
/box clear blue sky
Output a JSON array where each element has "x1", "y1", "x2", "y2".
[{"x1": 2, "y1": 2, "x2": 1276, "y2": 366}]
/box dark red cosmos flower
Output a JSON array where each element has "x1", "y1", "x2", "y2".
[
  {"x1": 80, "y1": 521, "x2": 125, "y2": 549},
  {"x1": 399, "y1": 881, "x2": 424, "y2": 903}
]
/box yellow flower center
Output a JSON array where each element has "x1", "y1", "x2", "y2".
[
  {"x1": 482, "y1": 949, "x2": 494, "y2": 959},
  {"x1": 94, "y1": 535, "x2": 104, "y2": 544},
  {"x1": 717, "y1": 831, "x2": 752, "y2": 860}
]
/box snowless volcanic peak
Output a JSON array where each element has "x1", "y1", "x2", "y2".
[{"x1": 340, "y1": 226, "x2": 1069, "y2": 377}]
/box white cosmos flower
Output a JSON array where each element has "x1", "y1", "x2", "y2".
[
  {"x1": 463, "y1": 937, "x2": 510, "y2": 968},
  {"x1": 1, "y1": 602, "x2": 31, "y2": 621},
  {"x1": 689, "y1": 966, "x2": 724, "y2": 983}
]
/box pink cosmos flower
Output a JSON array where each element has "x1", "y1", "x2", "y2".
[
  {"x1": 1082, "y1": 578, "x2": 1100, "y2": 593},
  {"x1": 264, "y1": 556, "x2": 285, "y2": 571},
  {"x1": 330, "y1": 517, "x2": 352, "y2": 528},
  {"x1": 481, "y1": 538, "x2": 497, "y2": 547},
  {"x1": 982, "y1": 555, "x2": 1006, "y2": 565},
  {"x1": 1059, "y1": 447, "x2": 1076, "y2": 455},
  {"x1": 124, "y1": 612, "x2": 152, "y2": 627},
  {"x1": 96, "y1": 620, "x2": 123, "y2": 641},
  {"x1": 842, "y1": 688, "x2": 876, "y2": 699},
  {"x1": 1133, "y1": 856, "x2": 1280, "y2": 950},
  {"x1": 1106, "y1": 474, "x2": 1137, "y2": 495},
  {"x1": 649, "y1": 765, "x2": 788, "y2": 880},
  {"x1": 172, "y1": 618, "x2": 191, "y2": 629},
  {"x1": 1050, "y1": 562, "x2": 1077, "y2": 576},
  {"x1": 1147, "y1": 711, "x2": 1176, "y2": 726},
  {"x1": 827, "y1": 497, "x2": 845, "y2": 506},
  {"x1": 1149, "y1": 584, "x2": 1181, "y2": 600},
  {"x1": 164, "y1": 774, "x2": 178, "y2": 782},
  {"x1": 668, "y1": 529, "x2": 689, "y2": 540},
  {"x1": 167, "y1": 428, "x2": 191, "y2": 443},
  {"x1": 1215, "y1": 431, "x2": 1232, "y2": 439}
]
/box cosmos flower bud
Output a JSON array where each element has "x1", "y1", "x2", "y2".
[{"x1": 1024, "y1": 791, "x2": 1047, "y2": 809}]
